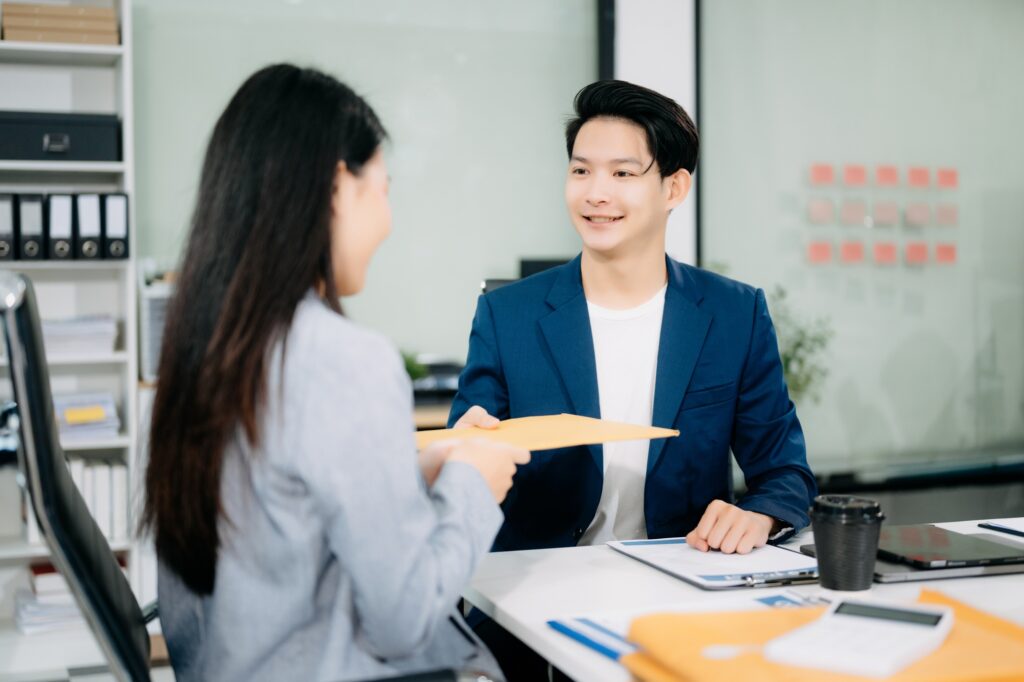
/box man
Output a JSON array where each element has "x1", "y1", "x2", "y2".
[{"x1": 450, "y1": 80, "x2": 817, "y2": 678}]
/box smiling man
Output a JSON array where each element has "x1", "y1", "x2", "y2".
[{"x1": 449, "y1": 79, "x2": 817, "y2": 680}]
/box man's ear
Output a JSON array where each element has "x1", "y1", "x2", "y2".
[{"x1": 665, "y1": 169, "x2": 692, "y2": 211}]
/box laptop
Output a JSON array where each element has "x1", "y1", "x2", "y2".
[{"x1": 800, "y1": 524, "x2": 1024, "y2": 583}]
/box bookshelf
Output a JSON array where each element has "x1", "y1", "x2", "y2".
[{"x1": 0, "y1": 0, "x2": 143, "y2": 675}]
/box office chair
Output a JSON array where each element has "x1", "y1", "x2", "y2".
[{"x1": 0, "y1": 271, "x2": 155, "y2": 682}]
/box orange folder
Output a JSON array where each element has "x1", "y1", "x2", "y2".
[
  {"x1": 414, "y1": 413, "x2": 678, "y2": 451},
  {"x1": 621, "y1": 589, "x2": 1024, "y2": 682}
]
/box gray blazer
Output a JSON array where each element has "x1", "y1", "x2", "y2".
[{"x1": 158, "y1": 293, "x2": 504, "y2": 681}]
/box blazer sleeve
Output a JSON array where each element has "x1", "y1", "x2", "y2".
[
  {"x1": 294, "y1": 335, "x2": 503, "y2": 659},
  {"x1": 731, "y1": 288, "x2": 818, "y2": 536},
  {"x1": 448, "y1": 294, "x2": 510, "y2": 427}
]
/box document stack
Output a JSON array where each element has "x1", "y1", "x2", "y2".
[
  {"x1": 53, "y1": 392, "x2": 120, "y2": 442},
  {"x1": 24, "y1": 456, "x2": 128, "y2": 545},
  {"x1": 14, "y1": 564, "x2": 83, "y2": 635},
  {"x1": 0, "y1": 2, "x2": 119, "y2": 45},
  {"x1": 41, "y1": 315, "x2": 118, "y2": 358}
]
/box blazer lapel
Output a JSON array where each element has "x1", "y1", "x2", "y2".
[
  {"x1": 538, "y1": 256, "x2": 602, "y2": 471},
  {"x1": 647, "y1": 258, "x2": 713, "y2": 475}
]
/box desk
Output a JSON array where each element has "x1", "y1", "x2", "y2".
[
  {"x1": 413, "y1": 403, "x2": 451, "y2": 430},
  {"x1": 464, "y1": 520, "x2": 1024, "y2": 682}
]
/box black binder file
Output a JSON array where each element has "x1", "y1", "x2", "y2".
[
  {"x1": 103, "y1": 193, "x2": 129, "y2": 259},
  {"x1": 17, "y1": 194, "x2": 45, "y2": 260},
  {"x1": 75, "y1": 193, "x2": 102, "y2": 259},
  {"x1": 46, "y1": 194, "x2": 74, "y2": 260},
  {"x1": 0, "y1": 194, "x2": 15, "y2": 260}
]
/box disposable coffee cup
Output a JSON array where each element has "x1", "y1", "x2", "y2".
[{"x1": 810, "y1": 495, "x2": 885, "y2": 591}]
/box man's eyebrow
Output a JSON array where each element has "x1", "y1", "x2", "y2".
[{"x1": 570, "y1": 155, "x2": 645, "y2": 166}]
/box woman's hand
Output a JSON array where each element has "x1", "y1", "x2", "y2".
[
  {"x1": 417, "y1": 439, "x2": 459, "y2": 488},
  {"x1": 448, "y1": 438, "x2": 530, "y2": 503}
]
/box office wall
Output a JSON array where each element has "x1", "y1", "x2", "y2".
[
  {"x1": 699, "y1": 0, "x2": 1024, "y2": 474},
  {"x1": 132, "y1": 0, "x2": 595, "y2": 360}
]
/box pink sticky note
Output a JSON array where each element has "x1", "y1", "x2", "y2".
[
  {"x1": 873, "y1": 202, "x2": 899, "y2": 227},
  {"x1": 808, "y1": 198, "x2": 835, "y2": 225},
  {"x1": 808, "y1": 241, "x2": 833, "y2": 264},
  {"x1": 844, "y1": 165, "x2": 867, "y2": 186},
  {"x1": 840, "y1": 241, "x2": 865, "y2": 263},
  {"x1": 935, "y1": 203, "x2": 958, "y2": 226},
  {"x1": 905, "y1": 203, "x2": 931, "y2": 227},
  {"x1": 874, "y1": 242, "x2": 897, "y2": 265},
  {"x1": 876, "y1": 165, "x2": 899, "y2": 186},
  {"x1": 840, "y1": 200, "x2": 866, "y2": 226},
  {"x1": 810, "y1": 164, "x2": 835, "y2": 185},
  {"x1": 937, "y1": 168, "x2": 958, "y2": 189},
  {"x1": 908, "y1": 167, "x2": 930, "y2": 188},
  {"x1": 936, "y1": 243, "x2": 957, "y2": 264},
  {"x1": 905, "y1": 242, "x2": 929, "y2": 264}
]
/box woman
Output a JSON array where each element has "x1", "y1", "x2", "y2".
[{"x1": 141, "y1": 64, "x2": 527, "y2": 681}]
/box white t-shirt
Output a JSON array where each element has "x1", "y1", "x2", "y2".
[{"x1": 578, "y1": 284, "x2": 666, "y2": 546}]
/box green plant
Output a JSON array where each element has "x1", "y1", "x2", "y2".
[
  {"x1": 767, "y1": 285, "x2": 833, "y2": 404},
  {"x1": 402, "y1": 352, "x2": 428, "y2": 381},
  {"x1": 704, "y1": 262, "x2": 833, "y2": 404}
]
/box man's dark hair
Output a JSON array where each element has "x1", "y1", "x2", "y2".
[{"x1": 565, "y1": 79, "x2": 699, "y2": 177}]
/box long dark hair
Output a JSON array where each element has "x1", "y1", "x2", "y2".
[{"x1": 141, "y1": 64, "x2": 386, "y2": 595}]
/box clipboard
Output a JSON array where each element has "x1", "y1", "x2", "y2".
[{"x1": 608, "y1": 537, "x2": 818, "y2": 590}]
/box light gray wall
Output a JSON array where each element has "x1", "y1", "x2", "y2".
[{"x1": 132, "y1": 0, "x2": 594, "y2": 360}]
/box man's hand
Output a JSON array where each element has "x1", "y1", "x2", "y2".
[
  {"x1": 453, "y1": 405, "x2": 500, "y2": 430},
  {"x1": 685, "y1": 500, "x2": 775, "y2": 554}
]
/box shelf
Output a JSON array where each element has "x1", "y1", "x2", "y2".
[
  {"x1": 0, "y1": 40, "x2": 123, "y2": 67},
  {"x1": 0, "y1": 618, "x2": 106, "y2": 678},
  {"x1": 60, "y1": 434, "x2": 131, "y2": 451},
  {"x1": 0, "y1": 160, "x2": 124, "y2": 174},
  {"x1": 0, "y1": 538, "x2": 130, "y2": 563},
  {"x1": 0, "y1": 259, "x2": 129, "y2": 271},
  {"x1": 0, "y1": 351, "x2": 127, "y2": 367}
]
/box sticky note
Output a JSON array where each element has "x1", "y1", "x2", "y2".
[
  {"x1": 874, "y1": 242, "x2": 897, "y2": 264},
  {"x1": 936, "y1": 204, "x2": 958, "y2": 226},
  {"x1": 840, "y1": 241, "x2": 865, "y2": 263},
  {"x1": 873, "y1": 202, "x2": 899, "y2": 226},
  {"x1": 875, "y1": 165, "x2": 899, "y2": 186},
  {"x1": 905, "y1": 242, "x2": 929, "y2": 264},
  {"x1": 843, "y1": 165, "x2": 867, "y2": 186},
  {"x1": 905, "y1": 203, "x2": 931, "y2": 227},
  {"x1": 807, "y1": 241, "x2": 833, "y2": 264},
  {"x1": 908, "y1": 167, "x2": 930, "y2": 188},
  {"x1": 810, "y1": 164, "x2": 834, "y2": 186},
  {"x1": 840, "y1": 201, "x2": 866, "y2": 226},
  {"x1": 937, "y1": 168, "x2": 958, "y2": 189},
  {"x1": 807, "y1": 198, "x2": 834, "y2": 225},
  {"x1": 936, "y1": 243, "x2": 957, "y2": 264}
]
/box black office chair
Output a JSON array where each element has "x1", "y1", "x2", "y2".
[{"x1": 0, "y1": 271, "x2": 155, "y2": 681}]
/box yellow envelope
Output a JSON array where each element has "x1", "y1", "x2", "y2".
[
  {"x1": 414, "y1": 413, "x2": 679, "y2": 451},
  {"x1": 621, "y1": 589, "x2": 1024, "y2": 682}
]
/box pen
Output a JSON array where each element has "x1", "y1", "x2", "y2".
[{"x1": 978, "y1": 522, "x2": 1024, "y2": 540}]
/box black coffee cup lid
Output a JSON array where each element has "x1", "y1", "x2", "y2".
[{"x1": 811, "y1": 494, "x2": 884, "y2": 521}]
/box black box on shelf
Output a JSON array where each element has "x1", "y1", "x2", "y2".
[{"x1": 0, "y1": 111, "x2": 121, "y2": 162}]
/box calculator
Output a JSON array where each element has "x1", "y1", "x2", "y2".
[{"x1": 763, "y1": 597, "x2": 954, "y2": 678}]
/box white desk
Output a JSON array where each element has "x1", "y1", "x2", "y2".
[{"x1": 464, "y1": 520, "x2": 1024, "y2": 682}]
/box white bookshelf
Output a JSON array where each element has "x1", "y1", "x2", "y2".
[{"x1": 0, "y1": 1, "x2": 142, "y2": 673}]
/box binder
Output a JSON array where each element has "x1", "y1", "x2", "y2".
[
  {"x1": 45, "y1": 194, "x2": 74, "y2": 260},
  {"x1": 102, "y1": 193, "x2": 129, "y2": 259},
  {"x1": 17, "y1": 194, "x2": 45, "y2": 260},
  {"x1": 74, "y1": 194, "x2": 102, "y2": 259},
  {"x1": 0, "y1": 194, "x2": 15, "y2": 260}
]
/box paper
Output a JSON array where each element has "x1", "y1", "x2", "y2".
[
  {"x1": 981, "y1": 518, "x2": 1024, "y2": 535},
  {"x1": 937, "y1": 168, "x2": 959, "y2": 189},
  {"x1": 908, "y1": 167, "x2": 931, "y2": 187},
  {"x1": 936, "y1": 203, "x2": 959, "y2": 226},
  {"x1": 876, "y1": 165, "x2": 899, "y2": 186},
  {"x1": 936, "y1": 243, "x2": 957, "y2": 264},
  {"x1": 807, "y1": 198, "x2": 834, "y2": 225},
  {"x1": 621, "y1": 589, "x2": 1024, "y2": 682},
  {"x1": 905, "y1": 242, "x2": 929, "y2": 265},
  {"x1": 840, "y1": 201, "x2": 866, "y2": 226},
  {"x1": 874, "y1": 242, "x2": 898, "y2": 265},
  {"x1": 807, "y1": 241, "x2": 832, "y2": 264},
  {"x1": 809, "y1": 164, "x2": 834, "y2": 185},
  {"x1": 873, "y1": 201, "x2": 899, "y2": 226},
  {"x1": 414, "y1": 413, "x2": 678, "y2": 451},
  {"x1": 607, "y1": 537, "x2": 818, "y2": 590},
  {"x1": 842, "y1": 164, "x2": 866, "y2": 186},
  {"x1": 840, "y1": 242, "x2": 864, "y2": 264},
  {"x1": 905, "y1": 203, "x2": 931, "y2": 227}
]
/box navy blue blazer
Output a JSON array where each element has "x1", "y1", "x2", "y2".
[{"x1": 449, "y1": 255, "x2": 817, "y2": 552}]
